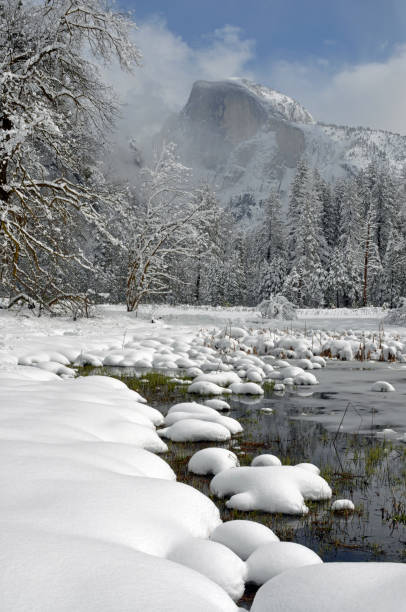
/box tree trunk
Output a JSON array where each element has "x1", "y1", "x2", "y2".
[
  {"x1": 363, "y1": 222, "x2": 370, "y2": 307},
  {"x1": 0, "y1": 115, "x2": 12, "y2": 203}
]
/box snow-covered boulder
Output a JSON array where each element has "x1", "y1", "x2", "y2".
[
  {"x1": 279, "y1": 366, "x2": 303, "y2": 378},
  {"x1": 168, "y1": 537, "x2": 247, "y2": 601},
  {"x1": 331, "y1": 499, "x2": 355, "y2": 512},
  {"x1": 246, "y1": 369, "x2": 263, "y2": 383},
  {"x1": 296, "y1": 359, "x2": 313, "y2": 370},
  {"x1": 186, "y1": 366, "x2": 203, "y2": 377},
  {"x1": 165, "y1": 411, "x2": 242, "y2": 434},
  {"x1": 251, "y1": 562, "x2": 406, "y2": 612},
  {"x1": 204, "y1": 399, "x2": 231, "y2": 411},
  {"x1": 294, "y1": 372, "x2": 318, "y2": 386},
  {"x1": 294, "y1": 463, "x2": 320, "y2": 475},
  {"x1": 210, "y1": 466, "x2": 332, "y2": 515},
  {"x1": 371, "y1": 380, "x2": 395, "y2": 392},
  {"x1": 246, "y1": 541, "x2": 322, "y2": 585},
  {"x1": 251, "y1": 454, "x2": 282, "y2": 467},
  {"x1": 188, "y1": 448, "x2": 240, "y2": 475},
  {"x1": 168, "y1": 402, "x2": 217, "y2": 416},
  {"x1": 311, "y1": 356, "x2": 326, "y2": 367},
  {"x1": 188, "y1": 381, "x2": 232, "y2": 395},
  {"x1": 158, "y1": 419, "x2": 231, "y2": 442},
  {"x1": 210, "y1": 520, "x2": 279, "y2": 560},
  {"x1": 229, "y1": 382, "x2": 264, "y2": 395}
]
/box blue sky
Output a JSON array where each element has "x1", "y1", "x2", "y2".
[
  {"x1": 122, "y1": 0, "x2": 406, "y2": 66},
  {"x1": 109, "y1": 0, "x2": 406, "y2": 137}
]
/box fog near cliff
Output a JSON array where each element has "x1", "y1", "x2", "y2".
[{"x1": 102, "y1": 19, "x2": 256, "y2": 180}]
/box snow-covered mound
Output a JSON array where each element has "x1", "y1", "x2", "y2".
[
  {"x1": 331, "y1": 499, "x2": 355, "y2": 512},
  {"x1": 168, "y1": 537, "x2": 247, "y2": 601},
  {"x1": 210, "y1": 520, "x2": 279, "y2": 561},
  {"x1": 251, "y1": 454, "x2": 282, "y2": 467},
  {"x1": 159, "y1": 419, "x2": 232, "y2": 442},
  {"x1": 210, "y1": 466, "x2": 332, "y2": 515},
  {"x1": 246, "y1": 542, "x2": 322, "y2": 585},
  {"x1": 250, "y1": 562, "x2": 406, "y2": 612},
  {"x1": 188, "y1": 448, "x2": 240, "y2": 476},
  {"x1": 371, "y1": 380, "x2": 395, "y2": 392}
]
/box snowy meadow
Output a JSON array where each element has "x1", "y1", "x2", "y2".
[{"x1": 1, "y1": 303, "x2": 406, "y2": 611}]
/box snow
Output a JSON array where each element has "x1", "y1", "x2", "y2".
[
  {"x1": 0, "y1": 527, "x2": 239, "y2": 612},
  {"x1": 246, "y1": 541, "x2": 323, "y2": 585},
  {"x1": 164, "y1": 411, "x2": 243, "y2": 434},
  {"x1": 210, "y1": 466, "x2": 332, "y2": 515},
  {"x1": 0, "y1": 372, "x2": 167, "y2": 451},
  {"x1": 188, "y1": 448, "x2": 240, "y2": 475},
  {"x1": 188, "y1": 381, "x2": 232, "y2": 395},
  {"x1": 293, "y1": 372, "x2": 319, "y2": 386},
  {"x1": 331, "y1": 499, "x2": 355, "y2": 512},
  {"x1": 251, "y1": 454, "x2": 282, "y2": 467},
  {"x1": 295, "y1": 463, "x2": 320, "y2": 475},
  {"x1": 168, "y1": 402, "x2": 219, "y2": 416},
  {"x1": 168, "y1": 537, "x2": 247, "y2": 601},
  {"x1": 371, "y1": 380, "x2": 396, "y2": 392},
  {"x1": 1, "y1": 303, "x2": 406, "y2": 609},
  {"x1": 210, "y1": 520, "x2": 279, "y2": 561},
  {"x1": 250, "y1": 562, "x2": 406, "y2": 612},
  {"x1": 158, "y1": 419, "x2": 232, "y2": 442},
  {"x1": 204, "y1": 399, "x2": 231, "y2": 411},
  {"x1": 229, "y1": 382, "x2": 264, "y2": 395},
  {"x1": 193, "y1": 372, "x2": 242, "y2": 386}
]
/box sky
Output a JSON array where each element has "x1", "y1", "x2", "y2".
[{"x1": 108, "y1": 0, "x2": 406, "y2": 148}]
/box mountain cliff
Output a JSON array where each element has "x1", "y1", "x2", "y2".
[{"x1": 159, "y1": 78, "x2": 406, "y2": 219}]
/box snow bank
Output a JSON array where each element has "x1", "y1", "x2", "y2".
[
  {"x1": 0, "y1": 371, "x2": 166, "y2": 452},
  {"x1": 0, "y1": 527, "x2": 239, "y2": 612},
  {"x1": 251, "y1": 562, "x2": 406, "y2": 612},
  {"x1": 246, "y1": 542, "x2": 322, "y2": 585},
  {"x1": 210, "y1": 466, "x2": 332, "y2": 515},
  {"x1": 210, "y1": 520, "x2": 279, "y2": 561},
  {"x1": 0, "y1": 367, "x2": 243, "y2": 612}
]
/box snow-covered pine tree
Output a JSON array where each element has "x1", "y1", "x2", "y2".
[{"x1": 285, "y1": 160, "x2": 326, "y2": 306}]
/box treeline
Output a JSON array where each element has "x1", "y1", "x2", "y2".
[{"x1": 138, "y1": 159, "x2": 406, "y2": 309}]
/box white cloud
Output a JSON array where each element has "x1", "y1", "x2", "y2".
[
  {"x1": 265, "y1": 45, "x2": 406, "y2": 134},
  {"x1": 105, "y1": 18, "x2": 254, "y2": 154}
]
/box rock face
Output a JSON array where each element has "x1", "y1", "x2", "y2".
[
  {"x1": 183, "y1": 80, "x2": 269, "y2": 145},
  {"x1": 158, "y1": 78, "x2": 406, "y2": 221}
]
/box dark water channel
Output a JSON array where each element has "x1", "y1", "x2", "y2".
[{"x1": 82, "y1": 366, "x2": 406, "y2": 607}]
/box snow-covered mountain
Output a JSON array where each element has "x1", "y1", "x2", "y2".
[{"x1": 159, "y1": 78, "x2": 406, "y2": 218}]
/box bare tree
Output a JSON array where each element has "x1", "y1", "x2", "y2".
[
  {"x1": 0, "y1": 0, "x2": 140, "y2": 309},
  {"x1": 126, "y1": 143, "x2": 213, "y2": 312}
]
